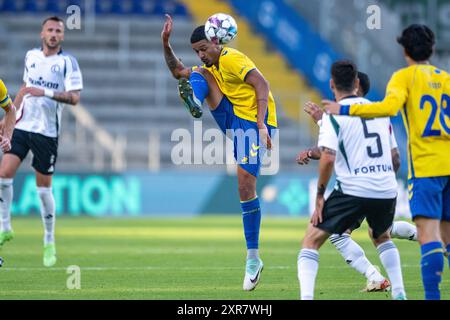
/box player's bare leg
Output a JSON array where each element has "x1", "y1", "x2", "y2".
[
  {"x1": 369, "y1": 228, "x2": 406, "y2": 300},
  {"x1": 0, "y1": 154, "x2": 22, "y2": 246},
  {"x1": 297, "y1": 224, "x2": 329, "y2": 300},
  {"x1": 35, "y1": 171, "x2": 57, "y2": 267}
]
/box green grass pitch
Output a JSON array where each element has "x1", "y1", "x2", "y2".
[{"x1": 0, "y1": 216, "x2": 448, "y2": 300}]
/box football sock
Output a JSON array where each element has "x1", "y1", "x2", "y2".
[
  {"x1": 298, "y1": 249, "x2": 319, "y2": 300},
  {"x1": 0, "y1": 178, "x2": 13, "y2": 232},
  {"x1": 377, "y1": 241, "x2": 406, "y2": 299},
  {"x1": 241, "y1": 197, "x2": 261, "y2": 250},
  {"x1": 247, "y1": 249, "x2": 259, "y2": 260},
  {"x1": 420, "y1": 242, "x2": 444, "y2": 300},
  {"x1": 190, "y1": 72, "x2": 209, "y2": 105},
  {"x1": 390, "y1": 221, "x2": 417, "y2": 241},
  {"x1": 329, "y1": 234, "x2": 384, "y2": 282},
  {"x1": 37, "y1": 187, "x2": 56, "y2": 245}
]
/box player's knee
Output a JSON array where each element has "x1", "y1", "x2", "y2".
[
  {"x1": 371, "y1": 231, "x2": 391, "y2": 246},
  {"x1": 303, "y1": 230, "x2": 326, "y2": 250},
  {"x1": 238, "y1": 183, "x2": 255, "y2": 200}
]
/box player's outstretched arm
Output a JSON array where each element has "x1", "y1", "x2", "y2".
[
  {"x1": 161, "y1": 14, "x2": 191, "y2": 80},
  {"x1": 19, "y1": 87, "x2": 81, "y2": 105},
  {"x1": 322, "y1": 71, "x2": 407, "y2": 117},
  {"x1": 245, "y1": 69, "x2": 272, "y2": 150},
  {"x1": 304, "y1": 101, "x2": 323, "y2": 124}
]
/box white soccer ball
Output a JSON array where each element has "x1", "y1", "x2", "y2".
[{"x1": 204, "y1": 13, "x2": 238, "y2": 45}]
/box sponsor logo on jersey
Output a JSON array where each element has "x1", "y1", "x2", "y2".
[{"x1": 28, "y1": 77, "x2": 59, "y2": 90}]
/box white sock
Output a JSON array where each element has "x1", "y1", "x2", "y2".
[
  {"x1": 329, "y1": 234, "x2": 384, "y2": 282},
  {"x1": 297, "y1": 249, "x2": 319, "y2": 300},
  {"x1": 37, "y1": 187, "x2": 55, "y2": 245},
  {"x1": 377, "y1": 241, "x2": 406, "y2": 298},
  {"x1": 390, "y1": 221, "x2": 417, "y2": 241},
  {"x1": 0, "y1": 178, "x2": 13, "y2": 232},
  {"x1": 247, "y1": 249, "x2": 259, "y2": 260}
]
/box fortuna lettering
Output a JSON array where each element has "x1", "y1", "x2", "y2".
[{"x1": 354, "y1": 164, "x2": 393, "y2": 175}]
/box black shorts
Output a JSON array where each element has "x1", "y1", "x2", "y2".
[
  {"x1": 316, "y1": 190, "x2": 396, "y2": 239},
  {"x1": 6, "y1": 129, "x2": 58, "y2": 175}
]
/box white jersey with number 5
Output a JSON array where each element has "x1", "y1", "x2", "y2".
[
  {"x1": 16, "y1": 48, "x2": 83, "y2": 138},
  {"x1": 318, "y1": 97, "x2": 397, "y2": 199}
]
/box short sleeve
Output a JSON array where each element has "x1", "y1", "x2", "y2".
[
  {"x1": 220, "y1": 49, "x2": 256, "y2": 82},
  {"x1": 318, "y1": 114, "x2": 338, "y2": 151},
  {"x1": 64, "y1": 55, "x2": 83, "y2": 91}
]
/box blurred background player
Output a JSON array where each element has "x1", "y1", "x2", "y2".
[
  {"x1": 324, "y1": 24, "x2": 450, "y2": 300},
  {"x1": 298, "y1": 60, "x2": 406, "y2": 300},
  {"x1": 0, "y1": 16, "x2": 83, "y2": 267},
  {"x1": 297, "y1": 71, "x2": 416, "y2": 292},
  {"x1": 161, "y1": 14, "x2": 277, "y2": 291},
  {"x1": 0, "y1": 79, "x2": 17, "y2": 153}
]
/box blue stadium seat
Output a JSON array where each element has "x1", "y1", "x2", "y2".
[{"x1": 0, "y1": 0, "x2": 188, "y2": 16}]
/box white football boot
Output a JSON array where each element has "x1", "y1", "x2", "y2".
[{"x1": 243, "y1": 258, "x2": 264, "y2": 291}]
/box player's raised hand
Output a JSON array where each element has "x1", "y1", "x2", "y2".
[
  {"x1": 304, "y1": 101, "x2": 323, "y2": 123},
  {"x1": 161, "y1": 14, "x2": 173, "y2": 44},
  {"x1": 311, "y1": 196, "x2": 324, "y2": 226},
  {"x1": 322, "y1": 100, "x2": 341, "y2": 115},
  {"x1": 0, "y1": 135, "x2": 11, "y2": 153},
  {"x1": 296, "y1": 149, "x2": 311, "y2": 165}
]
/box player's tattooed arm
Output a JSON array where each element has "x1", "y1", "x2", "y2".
[
  {"x1": 52, "y1": 90, "x2": 81, "y2": 105},
  {"x1": 391, "y1": 147, "x2": 400, "y2": 173},
  {"x1": 18, "y1": 87, "x2": 81, "y2": 105},
  {"x1": 320, "y1": 147, "x2": 336, "y2": 156},
  {"x1": 316, "y1": 147, "x2": 336, "y2": 195},
  {"x1": 312, "y1": 148, "x2": 335, "y2": 226},
  {"x1": 161, "y1": 14, "x2": 191, "y2": 79}
]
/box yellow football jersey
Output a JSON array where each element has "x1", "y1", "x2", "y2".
[
  {"x1": 200, "y1": 47, "x2": 277, "y2": 127},
  {"x1": 349, "y1": 64, "x2": 450, "y2": 179},
  {"x1": 0, "y1": 79, "x2": 12, "y2": 109}
]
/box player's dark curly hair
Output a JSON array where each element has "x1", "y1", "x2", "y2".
[
  {"x1": 331, "y1": 60, "x2": 358, "y2": 93},
  {"x1": 357, "y1": 71, "x2": 370, "y2": 97},
  {"x1": 397, "y1": 24, "x2": 435, "y2": 62},
  {"x1": 191, "y1": 25, "x2": 207, "y2": 44}
]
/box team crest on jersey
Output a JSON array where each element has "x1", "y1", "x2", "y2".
[{"x1": 51, "y1": 64, "x2": 61, "y2": 73}]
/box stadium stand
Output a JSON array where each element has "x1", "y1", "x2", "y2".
[{"x1": 0, "y1": 0, "x2": 317, "y2": 172}]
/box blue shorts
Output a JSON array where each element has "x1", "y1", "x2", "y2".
[
  {"x1": 408, "y1": 176, "x2": 450, "y2": 221},
  {"x1": 211, "y1": 96, "x2": 275, "y2": 177}
]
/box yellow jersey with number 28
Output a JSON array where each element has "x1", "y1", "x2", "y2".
[{"x1": 348, "y1": 65, "x2": 450, "y2": 179}]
